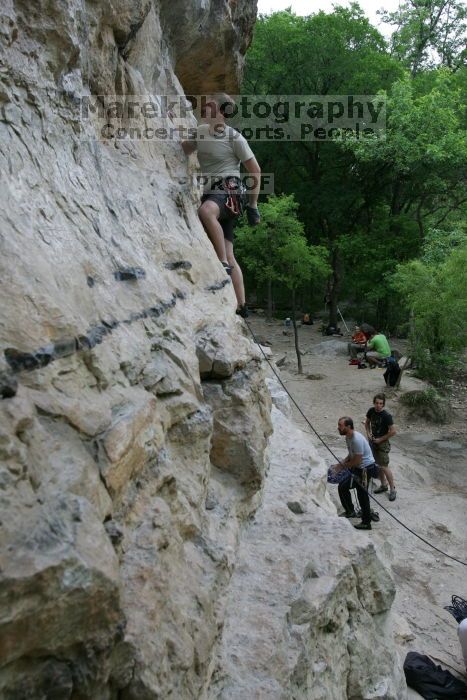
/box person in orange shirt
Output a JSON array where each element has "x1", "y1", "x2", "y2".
[{"x1": 348, "y1": 326, "x2": 368, "y2": 360}]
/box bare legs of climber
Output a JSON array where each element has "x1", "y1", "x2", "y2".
[
  {"x1": 198, "y1": 200, "x2": 230, "y2": 269},
  {"x1": 182, "y1": 93, "x2": 261, "y2": 320},
  {"x1": 198, "y1": 197, "x2": 247, "y2": 315}
]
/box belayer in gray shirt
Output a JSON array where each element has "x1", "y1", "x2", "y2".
[{"x1": 331, "y1": 416, "x2": 376, "y2": 530}]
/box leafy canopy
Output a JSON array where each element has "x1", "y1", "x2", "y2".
[
  {"x1": 236, "y1": 194, "x2": 329, "y2": 291},
  {"x1": 391, "y1": 233, "x2": 467, "y2": 377}
]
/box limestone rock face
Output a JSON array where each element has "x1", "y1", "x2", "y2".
[
  {"x1": 0, "y1": 1, "x2": 405, "y2": 698},
  {"x1": 207, "y1": 398, "x2": 407, "y2": 700},
  {"x1": 203, "y1": 363, "x2": 272, "y2": 490},
  {"x1": 159, "y1": 0, "x2": 258, "y2": 94}
]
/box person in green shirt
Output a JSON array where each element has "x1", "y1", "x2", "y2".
[{"x1": 366, "y1": 332, "x2": 391, "y2": 368}]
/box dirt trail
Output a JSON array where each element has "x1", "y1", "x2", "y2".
[{"x1": 248, "y1": 316, "x2": 467, "y2": 685}]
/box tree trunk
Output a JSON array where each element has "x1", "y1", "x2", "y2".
[
  {"x1": 328, "y1": 248, "x2": 341, "y2": 328},
  {"x1": 292, "y1": 289, "x2": 302, "y2": 374},
  {"x1": 267, "y1": 277, "x2": 273, "y2": 320}
]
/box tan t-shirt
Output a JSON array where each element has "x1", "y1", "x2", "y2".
[{"x1": 196, "y1": 123, "x2": 254, "y2": 192}]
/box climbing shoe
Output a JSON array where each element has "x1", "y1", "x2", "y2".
[
  {"x1": 374, "y1": 484, "x2": 388, "y2": 494},
  {"x1": 354, "y1": 522, "x2": 372, "y2": 530},
  {"x1": 246, "y1": 205, "x2": 261, "y2": 226},
  {"x1": 236, "y1": 304, "x2": 249, "y2": 319},
  {"x1": 338, "y1": 510, "x2": 357, "y2": 518},
  {"x1": 222, "y1": 262, "x2": 232, "y2": 276},
  {"x1": 388, "y1": 489, "x2": 397, "y2": 501}
]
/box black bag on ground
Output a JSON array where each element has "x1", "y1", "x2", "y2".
[
  {"x1": 384, "y1": 357, "x2": 401, "y2": 387},
  {"x1": 403, "y1": 651, "x2": 467, "y2": 699}
]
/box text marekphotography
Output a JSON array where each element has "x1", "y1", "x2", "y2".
[{"x1": 80, "y1": 94, "x2": 387, "y2": 142}]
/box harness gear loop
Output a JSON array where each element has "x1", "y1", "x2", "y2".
[{"x1": 223, "y1": 176, "x2": 245, "y2": 218}]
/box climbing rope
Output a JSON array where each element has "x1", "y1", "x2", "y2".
[{"x1": 244, "y1": 318, "x2": 467, "y2": 568}]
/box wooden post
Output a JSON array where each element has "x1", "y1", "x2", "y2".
[{"x1": 292, "y1": 289, "x2": 302, "y2": 374}]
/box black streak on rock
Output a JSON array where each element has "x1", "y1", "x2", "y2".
[
  {"x1": 114, "y1": 267, "x2": 146, "y2": 281},
  {"x1": 76, "y1": 335, "x2": 92, "y2": 351},
  {"x1": 86, "y1": 276, "x2": 95, "y2": 287},
  {"x1": 207, "y1": 279, "x2": 231, "y2": 292},
  {"x1": 124, "y1": 311, "x2": 146, "y2": 324},
  {"x1": 101, "y1": 319, "x2": 120, "y2": 330},
  {"x1": 164, "y1": 261, "x2": 192, "y2": 271},
  {"x1": 0, "y1": 372, "x2": 18, "y2": 399},
  {"x1": 85, "y1": 324, "x2": 110, "y2": 348},
  {"x1": 4, "y1": 347, "x2": 53, "y2": 372},
  {"x1": 3, "y1": 293, "x2": 184, "y2": 379},
  {"x1": 287, "y1": 501, "x2": 305, "y2": 515},
  {"x1": 53, "y1": 338, "x2": 79, "y2": 359}
]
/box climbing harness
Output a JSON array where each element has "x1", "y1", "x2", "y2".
[
  {"x1": 244, "y1": 318, "x2": 467, "y2": 568},
  {"x1": 223, "y1": 176, "x2": 246, "y2": 218}
]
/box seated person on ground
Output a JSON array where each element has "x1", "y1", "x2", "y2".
[
  {"x1": 366, "y1": 331, "x2": 391, "y2": 367},
  {"x1": 348, "y1": 326, "x2": 367, "y2": 360},
  {"x1": 360, "y1": 323, "x2": 375, "y2": 338}
]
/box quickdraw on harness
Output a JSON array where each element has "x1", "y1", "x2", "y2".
[{"x1": 223, "y1": 176, "x2": 246, "y2": 218}]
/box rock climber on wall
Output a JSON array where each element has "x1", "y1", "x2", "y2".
[{"x1": 182, "y1": 93, "x2": 261, "y2": 318}]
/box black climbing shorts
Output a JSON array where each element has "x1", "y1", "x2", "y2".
[{"x1": 200, "y1": 193, "x2": 235, "y2": 242}]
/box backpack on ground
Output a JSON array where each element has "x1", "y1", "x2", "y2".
[
  {"x1": 324, "y1": 324, "x2": 341, "y2": 336},
  {"x1": 384, "y1": 357, "x2": 401, "y2": 387},
  {"x1": 403, "y1": 651, "x2": 467, "y2": 699}
]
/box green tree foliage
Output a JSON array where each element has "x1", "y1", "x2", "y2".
[
  {"x1": 236, "y1": 195, "x2": 329, "y2": 371},
  {"x1": 236, "y1": 195, "x2": 329, "y2": 295},
  {"x1": 243, "y1": 8, "x2": 466, "y2": 330},
  {"x1": 346, "y1": 71, "x2": 466, "y2": 234},
  {"x1": 243, "y1": 6, "x2": 405, "y2": 325},
  {"x1": 339, "y1": 70, "x2": 467, "y2": 325},
  {"x1": 247, "y1": 4, "x2": 401, "y2": 94},
  {"x1": 391, "y1": 230, "x2": 467, "y2": 380},
  {"x1": 241, "y1": 4, "x2": 466, "y2": 378},
  {"x1": 379, "y1": 0, "x2": 467, "y2": 74},
  {"x1": 236, "y1": 194, "x2": 304, "y2": 314}
]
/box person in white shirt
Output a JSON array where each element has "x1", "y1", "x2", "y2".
[
  {"x1": 332, "y1": 416, "x2": 376, "y2": 530},
  {"x1": 182, "y1": 94, "x2": 261, "y2": 318}
]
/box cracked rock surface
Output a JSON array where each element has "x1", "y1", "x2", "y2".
[
  {"x1": 206, "y1": 391, "x2": 406, "y2": 700},
  {"x1": 0, "y1": 1, "x2": 406, "y2": 697}
]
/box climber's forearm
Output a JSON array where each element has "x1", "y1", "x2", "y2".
[{"x1": 243, "y1": 157, "x2": 261, "y2": 207}]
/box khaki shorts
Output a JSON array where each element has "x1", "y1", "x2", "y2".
[{"x1": 371, "y1": 442, "x2": 391, "y2": 467}]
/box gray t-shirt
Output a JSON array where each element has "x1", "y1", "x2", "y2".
[
  {"x1": 196, "y1": 123, "x2": 254, "y2": 192},
  {"x1": 346, "y1": 431, "x2": 374, "y2": 468}
]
